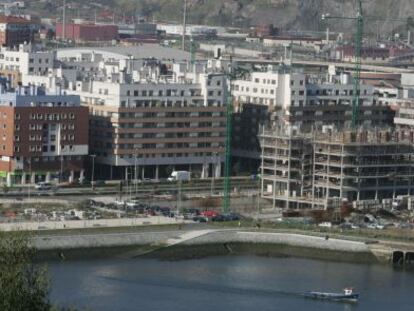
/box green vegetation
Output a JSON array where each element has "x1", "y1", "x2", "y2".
[{"x1": 0, "y1": 231, "x2": 51, "y2": 311}]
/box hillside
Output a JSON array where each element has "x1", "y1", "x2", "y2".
[{"x1": 26, "y1": 0, "x2": 414, "y2": 35}]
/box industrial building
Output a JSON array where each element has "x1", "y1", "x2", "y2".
[
  {"x1": 260, "y1": 126, "x2": 414, "y2": 209},
  {"x1": 55, "y1": 23, "x2": 118, "y2": 42}
]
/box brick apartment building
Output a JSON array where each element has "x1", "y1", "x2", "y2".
[
  {"x1": 0, "y1": 15, "x2": 39, "y2": 47},
  {"x1": 0, "y1": 84, "x2": 88, "y2": 185}
]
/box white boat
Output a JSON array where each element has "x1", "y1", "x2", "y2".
[{"x1": 303, "y1": 288, "x2": 359, "y2": 303}]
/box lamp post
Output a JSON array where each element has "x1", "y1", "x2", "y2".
[
  {"x1": 60, "y1": 155, "x2": 63, "y2": 184},
  {"x1": 90, "y1": 154, "x2": 96, "y2": 191},
  {"x1": 134, "y1": 149, "x2": 139, "y2": 196},
  {"x1": 211, "y1": 152, "x2": 218, "y2": 196},
  {"x1": 28, "y1": 158, "x2": 31, "y2": 200}
]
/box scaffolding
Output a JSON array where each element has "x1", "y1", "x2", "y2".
[{"x1": 260, "y1": 127, "x2": 414, "y2": 209}]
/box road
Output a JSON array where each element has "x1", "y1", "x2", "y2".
[{"x1": 0, "y1": 177, "x2": 259, "y2": 199}]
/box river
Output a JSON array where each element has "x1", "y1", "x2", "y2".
[{"x1": 48, "y1": 255, "x2": 413, "y2": 311}]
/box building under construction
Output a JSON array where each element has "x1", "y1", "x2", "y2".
[{"x1": 260, "y1": 126, "x2": 414, "y2": 209}]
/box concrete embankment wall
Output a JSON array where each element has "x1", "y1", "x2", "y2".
[
  {"x1": 150, "y1": 231, "x2": 378, "y2": 263},
  {"x1": 34, "y1": 230, "x2": 383, "y2": 263}
]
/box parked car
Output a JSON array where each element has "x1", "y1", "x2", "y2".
[
  {"x1": 35, "y1": 182, "x2": 53, "y2": 191},
  {"x1": 201, "y1": 210, "x2": 219, "y2": 218},
  {"x1": 212, "y1": 215, "x2": 227, "y2": 222},
  {"x1": 193, "y1": 216, "x2": 208, "y2": 223}
]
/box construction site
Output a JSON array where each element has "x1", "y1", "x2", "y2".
[{"x1": 260, "y1": 126, "x2": 414, "y2": 210}]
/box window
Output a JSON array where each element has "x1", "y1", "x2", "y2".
[
  {"x1": 69, "y1": 113, "x2": 75, "y2": 119},
  {"x1": 14, "y1": 146, "x2": 19, "y2": 152},
  {"x1": 14, "y1": 135, "x2": 19, "y2": 142}
]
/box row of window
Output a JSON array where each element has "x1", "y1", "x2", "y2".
[
  {"x1": 28, "y1": 134, "x2": 75, "y2": 141},
  {"x1": 29, "y1": 113, "x2": 76, "y2": 120},
  {"x1": 28, "y1": 123, "x2": 75, "y2": 131},
  {"x1": 123, "y1": 89, "x2": 205, "y2": 97},
  {"x1": 28, "y1": 144, "x2": 76, "y2": 153}
]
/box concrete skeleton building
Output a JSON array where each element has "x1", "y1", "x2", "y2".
[
  {"x1": 0, "y1": 84, "x2": 88, "y2": 186},
  {"x1": 260, "y1": 126, "x2": 414, "y2": 209}
]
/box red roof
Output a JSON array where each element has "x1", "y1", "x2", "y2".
[{"x1": 0, "y1": 15, "x2": 35, "y2": 24}]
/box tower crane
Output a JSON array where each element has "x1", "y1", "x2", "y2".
[
  {"x1": 322, "y1": 0, "x2": 412, "y2": 128},
  {"x1": 322, "y1": 0, "x2": 363, "y2": 128}
]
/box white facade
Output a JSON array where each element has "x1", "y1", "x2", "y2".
[
  {"x1": 0, "y1": 44, "x2": 55, "y2": 75},
  {"x1": 233, "y1": 68, "x2": 374, "y2": 109}
]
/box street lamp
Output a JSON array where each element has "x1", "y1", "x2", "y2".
[
  {"x1": 211, "y1": 152, "x2": 218, "y2": 196},
  {"x1": 28, "y1": 158, "x2": 31, "y2": 200},
  {"x1": 90, "y1": 154, "x2": 96, "y2": 190},
  {"x1": 134, "y1": 149, "x2": 139, "y2": 196}
]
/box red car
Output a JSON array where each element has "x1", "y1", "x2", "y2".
[{"x1": 201, "y1": 210, "x2": 219, "y2": 218}]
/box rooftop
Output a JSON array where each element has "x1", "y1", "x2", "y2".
[{"x1": 57, "y1": 45, "x2": 190, "y2": 62}]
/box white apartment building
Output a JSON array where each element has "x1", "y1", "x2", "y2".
[
  {"x1": 0, "y1": 44, "x2": 55, "y2": 76},
  {"x1": 232, "y1": 66, "x2": 393, "y2": 131}
]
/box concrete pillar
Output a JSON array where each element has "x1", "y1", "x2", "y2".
[
  {"x1": 45, "y1": 172, "x2": 51, "y2": 183},
  {"x1": 214, "y1": 162, "x2": 221, "y2": 178},
  {"x1": 21, "y1": 173, "x2": 26, "y2": 185},
  {"x1": 125, "y1": 167, "x2": 129, "y2": 181},
  {"x1": 110, "y1": 165, "x2": 113, "y2": 180},
  {"x1": 155, "y1": 165, "x2": 159, "y2": 181},
  {"x1": 141, "y1": 166, "x2": 145, "y2": 180},
  {"x1": 31, "y1": 173, "x2": 36, "y2": 184},
  {"x1": 69, "y1": 170, "x2": 74, "y2": 183},
  {"x1": 201, "y1": 163, "x2": 209, "y2": 179},
  {"x1": 6, "y1": 173, "x2": 12, "y2": 187},
  {"x1": 79, "y1": 169, "x2": 85, "y2": 182}
]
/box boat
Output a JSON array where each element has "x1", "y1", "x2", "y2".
[{"x1": 303, "y1": 288, "x2": 359, "y2": 303}]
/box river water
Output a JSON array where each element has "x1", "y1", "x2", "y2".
[{"x1": 49, "y1": 255, "x2": 413, "y2": 311}]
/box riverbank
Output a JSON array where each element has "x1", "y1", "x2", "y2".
[{"x1": 34, "y1": 228, "x2": 388, "y2": 264}]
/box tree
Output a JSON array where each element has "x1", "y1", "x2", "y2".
[{"x1": 0, "y1": 231, "x2": 51, "y2": 311}]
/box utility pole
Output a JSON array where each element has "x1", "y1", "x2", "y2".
[
  {"x1": 182, "y1": 0, "x2": 187, "y2": 51},
  {"x1": 62, "y1": 0, "x2": 66, "y2": 41}
]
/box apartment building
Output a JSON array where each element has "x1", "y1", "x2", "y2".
[
  {"x1": 233, "y1": 66, "x2": 394, "y2": 132},
  {"x1": 0, "y1": 85, "x2": 88, "y2": 185},
  {"x1": 260, "y1": 126, "x2": 414, "y2": 209},
  {"x1": 0, "y1": 44, "x2": 55, "y2": 87},
  {"x1": 58, "y1": 60, "x2": 228, "y2": 180}
]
